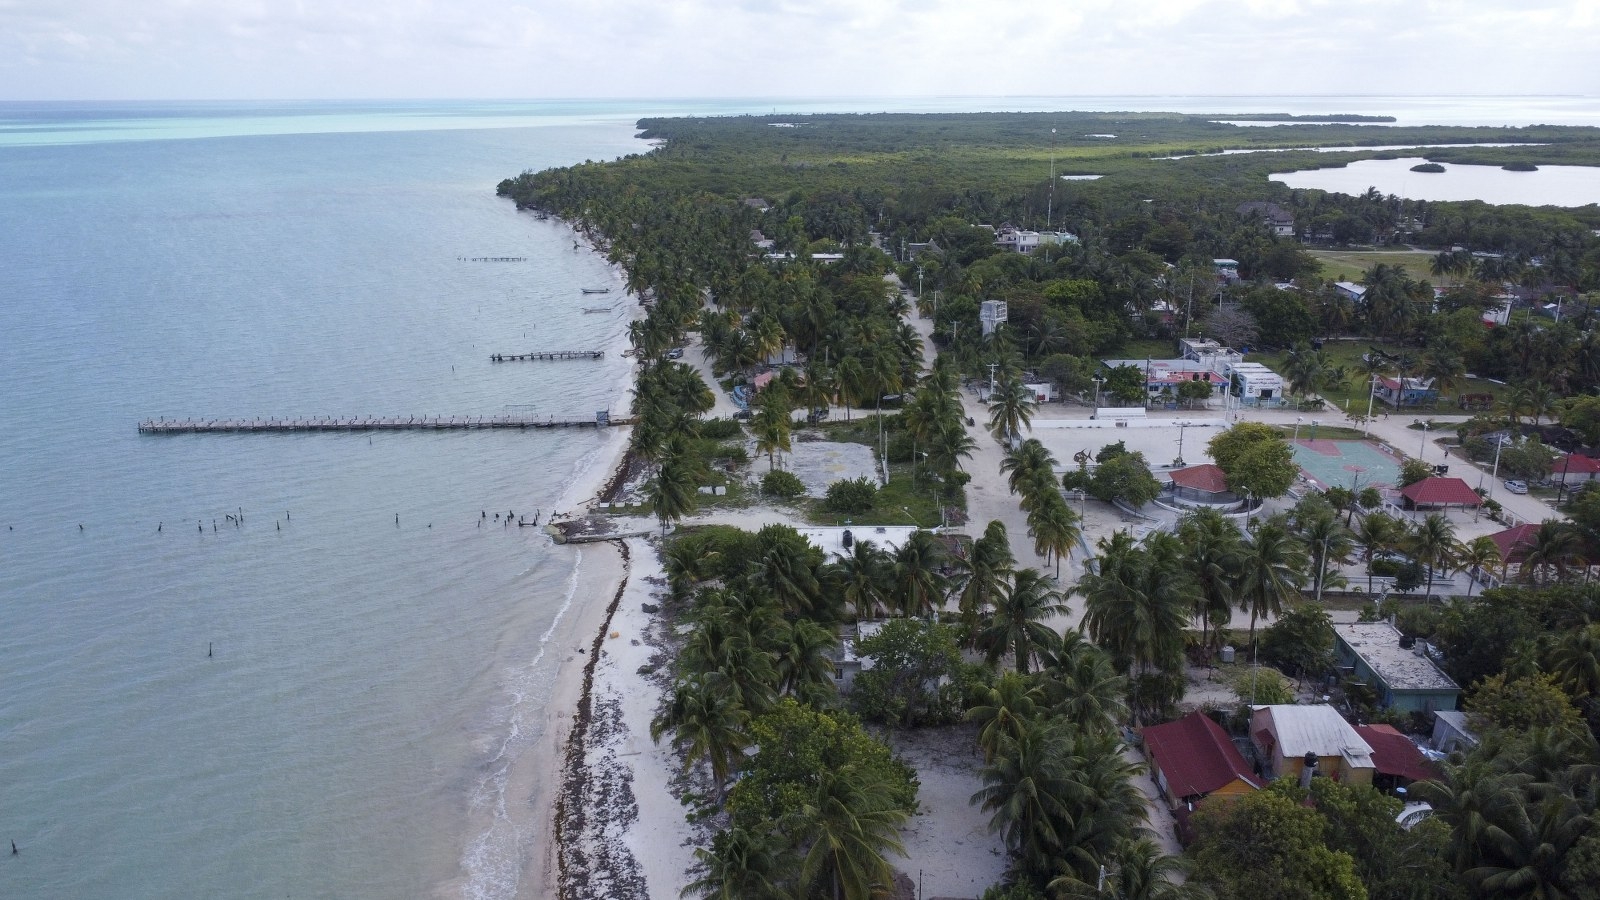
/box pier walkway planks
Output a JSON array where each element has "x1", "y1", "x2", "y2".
[{"x1": 138, "y1": 415, "x2": 631, "y2": 434}]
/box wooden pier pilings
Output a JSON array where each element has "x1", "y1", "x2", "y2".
[
  {"x1": 489, "y1": 350, "x2": 604, "y2": 362},
  {"x1": 137, "y1": 415, "x2": 632, "y2": 434}
]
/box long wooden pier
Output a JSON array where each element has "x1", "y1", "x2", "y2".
[
  {"x1": 458, "y1": 256, "x2": 527, "y2": 262},
  {"x1": 490, "y1": 350, "x2": 604, "y2": 362},
  {"x1": 138, "y1": 415, "x2": 630, "y2": 434}
]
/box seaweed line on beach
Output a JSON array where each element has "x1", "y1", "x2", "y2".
[{"x1": 553, "y1": 538, "x2": 635, "y2": 899}]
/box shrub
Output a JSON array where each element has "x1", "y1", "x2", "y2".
[
  {"x1": 697, "y1": 417, "x2": 744, "y2": 440},
  {"x1": 761, "y1": 469, "x2": 805, "y2": 498},
  {"x1": 825, "y1": 476, "x2": 878, "y2": 514}
]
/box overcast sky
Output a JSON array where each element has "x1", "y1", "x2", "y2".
[{"x1": 4, "y1": 0, "x2": 1598, "y2": 101}]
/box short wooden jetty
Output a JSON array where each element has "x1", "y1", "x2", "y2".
[
  {"x1": 138, "y1": 415, "x2": 628, "y2": 434},
  {"x1": 490, "y1": 350, "x2": 604, "y2": 362}
]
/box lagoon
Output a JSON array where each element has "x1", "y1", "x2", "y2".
[{"x1": 1270, "y1": 156, "x2": 1600, "y2": 206}]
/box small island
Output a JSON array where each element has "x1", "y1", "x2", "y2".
[
  {"x1": 1502, "y1": 161, "x2": 1539, "y2": 171},
  {"x1": 1221, "y1": 113, "x2": 1398, "y2": 122},
  {"x1": 1410, "y1": 162, "x2": 1447, "y2": 173}
]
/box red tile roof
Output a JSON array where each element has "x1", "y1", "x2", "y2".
[
  {"x1": 1490, "y1": 523, "x2": 1541, "y2": 565},
  {"x1": 1143, "y1": 712, "x2": 1261, "y2": 800},
  {"x1": 1169, "y1": 464, "x2": 1230, "y2": 494},
  {"x1": 1354, "y1": 724, "x2": 1437, "y2": 783},
  {"x1": 1399, "y1": 477, "x2": 1481, "y2": 507}
]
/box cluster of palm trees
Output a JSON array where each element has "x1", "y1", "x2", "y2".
[
  {"x1": 656, "y1": 524, "x2": 912, "y2": 898},
  {"x1": 1418, "y1": 723, "x2": 1600, "y2": 898},
  {"x1": 1000, "y1": 439, "x2": 1083, "y2": 577}
]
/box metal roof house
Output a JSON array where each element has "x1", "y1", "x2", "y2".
[
  {"x1": 1143, "y1": 712, "x2": 1261, "y2": 810},
  {"x1": 1399, "y1": 477, "x2": 1481, "y2": 511},
  {"x1": 1250, "y1": 705, "x2": 1375, "y2": 786},
  {"x1": 1334, "y1": 622, "x2": 1460, "y2": 714}
]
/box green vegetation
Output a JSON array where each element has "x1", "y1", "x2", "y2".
[{"x1": 1410, "y1": 162, "x2": 1447, "y2": 173}]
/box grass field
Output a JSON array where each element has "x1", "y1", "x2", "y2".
[
  {"x1": 1247, "y1": 340, "x2": 1512, "y2": 412},
  {"x1": 1306, "y1": 249, "x2": 1434, "y2": 282}
]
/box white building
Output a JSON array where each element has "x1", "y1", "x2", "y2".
[
  {"x1": 980, "y1": 300, "x2": 1008, "y2": 337},
  {"x1": 1223, "y1": 361, "x2": 1286, "y2": 404}
]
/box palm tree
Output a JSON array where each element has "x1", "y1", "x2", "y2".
[
  {"x1": 752, "y1": 391, "x2": 792, "y2": 471},
  {"x1": 966, "y1": 671, "x2": 1045, "y2": 762},
  {"x1": 972, "y1": 719, "x2": 1075, "y2": 875},
  {"x1": 1178, "y1": 509, "x2": 1244, "y2": 656},
  {"x1": 1462, "y1": 793, "x2": 1589, "y2": 899},
  {"x1": 951, "y1": 521, "x2": 1016, "y2": 639},
  {"x1": 683, "y1": 826, "x2": 786, "y2": 900},
  {"x1": 754, "y1": 536, "x2": 826, "y2": 618},
  {"x1": 1078, "y1": 531, "x2": 1194, "y2": 723},
  {"x1": 795, "y1": 765, "x2": 911, "y2": 900},
  {"x1": 988, "y1": 378, "x2": 1037, "y2": 445},
  {"x1": 977, "y1": 568, "x2": 1070, "y2": 674},
  {"x1": 644, "y1": 454, "x2": 698, "y2": 536},
  {"x1": 888, "y1": 530, "x2": 947, "y2": 618},
  {"x1": 1298, "y1": 504, "x2": 1354, "y2": 603},
  {"x1": 832, "y1": 539, "x2": 892, "y2": 618},
  {"x1": 774, "y1": 619, "x2": 838, "y2": 702},
  {"x1": 1355, "y1": 511, "x2": 1403, "y2": 595},
  {"x1": 1036, "y1": 632, "x2": 1128, "y2": 735},
  {"x1": 650, "y1": 673, "x2": 750, "y2": 804},
  {"x1": 1029, "y1": 498, "x2": 1082, "y2": 578},
  {"x1": 1456, "y1": 535, "x2": 1503, "y2": 597},
  {"x1": 1546, "y1": 621, "x2": 1600, "y2": 703},
  {"x1": 1002, "y1": 439, "x2": 1058, "y2": 497},
  {"x1": 1521, "y1": 521, "x2": 1583, "y2": 585},
  {"x1": 1049, "y1": 836, "x2": 1210, "y2": 899},
  {"x1": 1234, "y1": 515, "x2": 1308, "y2": 658}
]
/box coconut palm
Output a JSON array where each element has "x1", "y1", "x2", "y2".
[
  {"x1": 1002, "y1": 438, "x2": 1058, "y2": 497},
  {"x1": 1519, "y1": 521, "x2": 1583, "y2": 584},
  {"x1": 1036, "y1": 631, "x2": 1128, "y2": 735},
  {"x1": 754, "y1": 535, "x2": 826, "y2": 619},
  {"x1": 644, "y1": 454, "x2": 699, "y2": 536},
  {"x1": 752, "y1": 391, "x2": 792, "y2": 471},
  {"x1": 988, "y1": 377, "x2": 1037, "y2": 445},
  {"x1": 1178, "y1": 509, "x2": 1244, "y2": 655},
  {"x1": 1049, "y1": 836, "x2": 1210, "y2": 900},
  {"x1": 977, "y1": 568, "x2": 1070, "y2": 674},
  {"x1": 951, "y1": 521, "x2": 1016, "y2": 638},
  {"x1": 1078, "y1": 531, "x2": 1194, "y2": 722},
  {"x1": 650, "y1": 673, "x2": 750, "y2": 804},
  {"x1": 1297, "y1": 503, "x2": 1355, "y2": 603},
  {"x1": 683, "y1": 826, "x2": 786, "y2": 900},
  {"x1": 1028, "y1": 498, "x2": 1082, "y2": 578},
  {"x1": 832, "y1": 539, "x2": 892, "y2": 618},
  {"x1": 972, "y1": 719, "x2": 1076, "y2": 875},
  {"x1": 774, "y1": 619, "x2": 838, "y2": 702},
  {"x1": 1355, "y1": 511, "x2": 1403, "y2": 595},
  {"x1": 795, "y1": 765, "x2": 911, "y2": 900},
  {"x1": 888, "y1": 530, "x2": 947, "y2": 618},
  {"x1": 1234, "y1": 515, "x2": 1308, "y2": 658},
  {"x1": 966, "y1": 671, "x2": 1045, "y2": 762},
  {"x1": 1547, "y1": 622, "x2": 1600, "y2": 702},
  {"x1": 1456, "y1": 535, "x2": 1503, "y2": 597}
]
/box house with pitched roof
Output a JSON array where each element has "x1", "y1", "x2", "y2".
[
  {"x1": 1355, "y1": 724, "x2": 1438, "y2": 792},
  {"x1": 1163, "y1": 464, "x2": 1239, "y2": 507},
  {"x1": 1553, "y1": 453, "x2": 1600, "y2": 487},
  {"x1": 1143, "y1": 712, "x2": 1262, "y2": 810},
  {"x1": 1374, "y1": 376, "x2": 1439, "y2": 408},
  {"x1": 1251, "y1": 705, "x2": 1375, "y2": 786}
]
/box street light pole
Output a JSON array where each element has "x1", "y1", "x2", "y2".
[
  {"x1": 1177, "y1": 423, "x2": 1188, "y2": 467},
  {"x1": 1093, "y1": 375, "x2": 1105, "y2": 412},
  {"x1": 1364, "y1": 374, "x2": 1379, "y2": 436},
  {"x1": 1293, "y1": 416, "x2": 1304, "y2": 444},
  {"x1": 1419, "y1": 422, "x2": 1431, "y2": 461}
]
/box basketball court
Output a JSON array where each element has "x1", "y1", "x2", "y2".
[{"x1": 1291, "y1": 439, "x2": 1405, "y2": 493}]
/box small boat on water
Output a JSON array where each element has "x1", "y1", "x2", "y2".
[
  {"x1": 580, "y1": 287, "x2": 610, "y2": 295},
  {"x1": 583, "y1": 306, "x2": 612, "y2": 314}
]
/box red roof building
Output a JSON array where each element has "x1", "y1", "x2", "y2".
[
  {"x1": 1168, "y1": 464, "x2": 1230, "y2": 495},
  {"x1": 1143, "y1": 712, "x2": 1261, "y2": 810},
  {"x1": 1489, "y1": 523, "x2": 1541, "y2": 567},
  {"x1": 1354, "y1": 724, "x2": 1438, "y2": 787},
  {"x1": 1399, "y1": 477, "x2": 1481, "y2": 509},
  {"x1": 1554, "y1": 453, "x2": 1600, "y2": 486}
]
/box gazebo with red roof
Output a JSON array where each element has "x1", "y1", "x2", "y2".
[
  {"x1": 1165, "y1": 463, "x2": 1239, "y2": 506},
  {"x1": 1142, "y1": 711, "x2": 1261, "y2": 811},
  {"x1": 1399, "y1": 476, "x2": 1481, "y2": 510}
]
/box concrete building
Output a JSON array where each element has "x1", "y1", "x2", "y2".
[
  {"x1": 1335, "y1": 281, "x2": 1368, "y2": 303},
  {"x1": 1251, "y1": 705, "x2": 1376, "y2": 786},
  {"x1": 1334, "y1": 622, "x2": 1461, "y2": 714},
  {"x1": 1222, "y1": 361, "x2": 1285, "y2": 404},
  {"x1": 1431, "y1": 710, "x2": 1480, "y2": 754}
]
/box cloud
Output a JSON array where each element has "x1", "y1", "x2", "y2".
[{"x1": 0, "y1": 0, "x2": 1596, "y2": 100}]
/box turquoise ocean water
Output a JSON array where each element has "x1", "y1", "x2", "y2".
[{"x1": 1, "y1": 96, "x2": 1596, "y2": 900}]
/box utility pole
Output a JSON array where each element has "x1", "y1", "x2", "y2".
[
  {"x1": 1047, "y1": 127, "x2": 1057, "y2": 230},
  {"x1": 1363, "y1": 374, "x2": 1379, "y2": 436}
]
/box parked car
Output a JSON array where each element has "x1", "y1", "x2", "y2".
[
  {"x1": 666, "y1": 348, "x2": 684, "y2": 360},
  {"x1": 1504, "y1": 479, "x2": 1529, "y2": 494}
]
